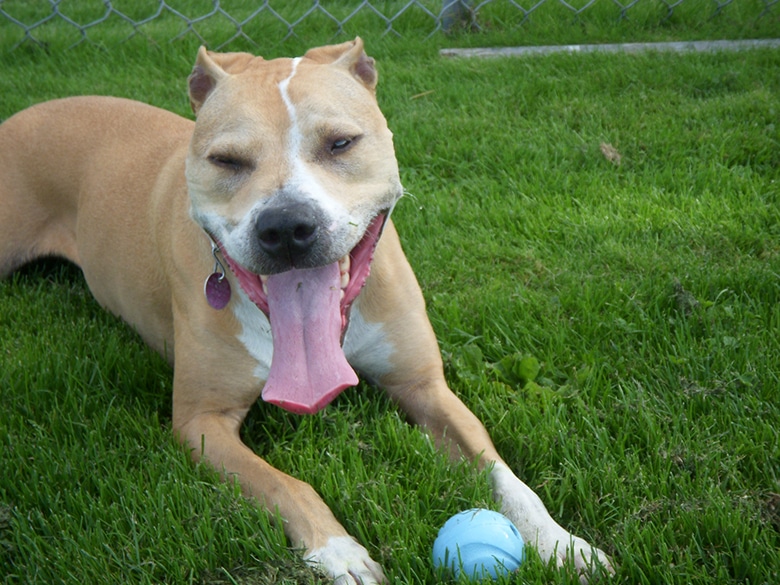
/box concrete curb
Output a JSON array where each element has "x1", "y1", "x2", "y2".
[{"x1": 440, "y1": 39, "x2": 780, "y2": 58}]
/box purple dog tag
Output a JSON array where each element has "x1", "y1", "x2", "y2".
[{"x1": 204, "y1": 272, "x2": 231, "y2": 310}]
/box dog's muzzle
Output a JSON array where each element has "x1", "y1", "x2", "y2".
[{"x1": 208, "y1": 212, "x2": 388, "y2": 415}]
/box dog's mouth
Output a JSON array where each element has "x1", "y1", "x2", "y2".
[{"x1": 214, "y1": 213, "x2": 387, "y2": 415}]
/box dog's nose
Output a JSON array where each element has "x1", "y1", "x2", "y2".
[{"x1": 255, "y1": 201, "x2": 320, "y2": 266}]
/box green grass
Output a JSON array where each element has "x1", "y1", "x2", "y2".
[{"x1": 1, "y1": 5, "x2": 780, "y2": 585}]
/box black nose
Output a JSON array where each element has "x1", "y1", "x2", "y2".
[{"x1": 255, "y1": 200, "x2": 320, "y2": 267}]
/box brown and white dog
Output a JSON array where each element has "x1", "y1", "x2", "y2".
[{"x1": 0, "y1": 39, "x2": 612, "y2": 583}]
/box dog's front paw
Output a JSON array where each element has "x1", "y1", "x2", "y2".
[
  {"x1": 490, "y1": 463, "x2": 614, "y2": 582},
  {"x1": 535, "y1": 524, "x2": 615, "y2": 583},
  {"x1": 305, "y1": 536, "x2": 386, "y2": 585}
]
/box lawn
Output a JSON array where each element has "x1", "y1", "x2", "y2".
[{"x1": 1, "y1": 3, "x2": 779, "y2": 585}]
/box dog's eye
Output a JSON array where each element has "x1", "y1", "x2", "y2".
[
  {"x1": 208, "y1": 154, "x2": 245, "y2": 171},
  {"x1": 330, "y1": 138, "x2": 352, "y2": 154}
]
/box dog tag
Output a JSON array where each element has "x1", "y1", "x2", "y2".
[{"x1": 204, "y1": 272, "x2": 231, "y2": 310}]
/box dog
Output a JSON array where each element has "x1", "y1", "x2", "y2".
[{"x1": 0, "y1": 38, "x2": 612, "y2": 583}]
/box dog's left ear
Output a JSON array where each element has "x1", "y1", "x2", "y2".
[
  {"x1": 188, "y1": 47, "x2": 260, "y2": 114},
  {"x1": 305, "y1": 37, "x2": 377, "y2": 91}
]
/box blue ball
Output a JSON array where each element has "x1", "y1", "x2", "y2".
[{"x1": 433, "y1": 509, "x2": 525, "y2": 580}]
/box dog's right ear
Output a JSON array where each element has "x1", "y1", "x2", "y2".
[
  {"x1": 189, "y1": 47, "x2": 261, "y2": 114},
  {"x1": 188, "y1": 47, "x2": 228, "y2": 115}
]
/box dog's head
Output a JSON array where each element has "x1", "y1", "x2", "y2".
[
  {"x1": 185, "y1": 37, "x2": 401, "y2": 277},
  {"x1": 184, "y1": 39, "x2": 403, "y2": 414}
]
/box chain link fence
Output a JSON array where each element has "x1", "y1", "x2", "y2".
[{"x1": 0, "y1": 0, "x2": 777, "y2": 50}]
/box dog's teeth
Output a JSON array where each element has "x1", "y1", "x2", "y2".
[
  {"x1": 340, "y1": 289, "x2": 345, "y2": 301},
  {"x1": 260, "y1": 274, "x2": 268, "y2": 295},
  {"x1": 339, "y1": 256, "x2": 350, "y2": 289}
]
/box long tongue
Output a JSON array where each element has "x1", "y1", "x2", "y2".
[{"x1": 261, "y1": 263, "x2": 358, "y2": 414}]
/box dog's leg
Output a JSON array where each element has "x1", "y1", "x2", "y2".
[
  {"x1": 363, "y1": 240, "x2": 613, "y2": 581},
  {"x1": 386, "y1": 373, "x2": 613, "y2": 580},
  {"x1": 358, "y1": 226, "x2": 612, "y2": 579},
  {"x1": 170, "y1": 328, "x2": 385, "y2": 585}
]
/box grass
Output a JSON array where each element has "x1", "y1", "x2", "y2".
[
  {"x1": 1, "y1": 4, "x2": 780, "y2": 585},
  {"x1": 0, "y1": 0, "x2": 778, "y2": 51}
]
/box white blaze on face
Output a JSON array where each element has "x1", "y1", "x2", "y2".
[
  {"x1": 277, "y1": 58, "x2": 303, "y2": 161},
  {"x1": 277, "y1": 57, "x2": 350, "y2": 225}
]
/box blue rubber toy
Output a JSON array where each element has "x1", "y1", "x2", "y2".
[{"x1": 433, "y1": 509, "x2": 525, "y2": 580}]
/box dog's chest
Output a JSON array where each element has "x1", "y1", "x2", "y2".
[{"x1": 230, "y1": 287, "x2": 394, "y2": 386}]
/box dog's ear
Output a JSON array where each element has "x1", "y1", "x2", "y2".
[
  {"x1": 188, "y1": 47, "x2": 227, "y2": 115},
  {"x1": 304, "y1": 37, "x2": 377, "y2": 91},
  {"x1": 188, "y1": 47, "x2": 260, "y2": 114}
]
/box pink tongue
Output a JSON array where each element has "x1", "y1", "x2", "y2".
[{"x1": 261, "y1": 262, "x2": 358, "y2": 414}]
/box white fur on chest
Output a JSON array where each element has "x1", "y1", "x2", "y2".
[
  {"x1": 231, "y1": 286, "x2": 274, "y2": 381},
  {"x1": 341, "y1": 298, "x2": 394, "y2": 382}
]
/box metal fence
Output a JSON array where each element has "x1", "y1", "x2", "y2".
[{"x1": 1, "y1": 0, "x2": 777, "y2": 50}]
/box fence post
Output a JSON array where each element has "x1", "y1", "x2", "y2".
[{"x1": 441, "y1": 0, "x2": 473, "y2": 32}]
